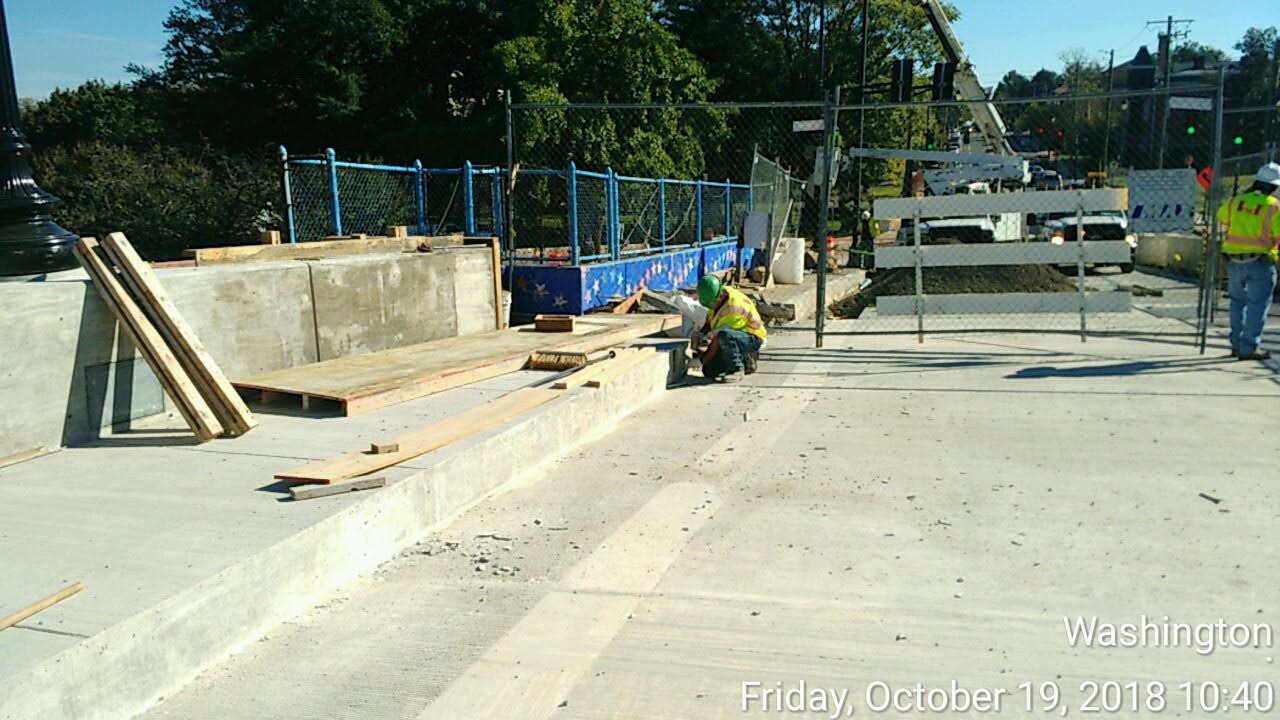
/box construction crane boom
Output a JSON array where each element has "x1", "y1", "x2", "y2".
[{"x1": 918, "y1": 0, "x2": 1015, "y2": 156}]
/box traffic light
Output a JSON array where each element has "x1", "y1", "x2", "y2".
[
  {"x1": 1056, "y1": 130, "x2": 1065, "y2": 139},
  {"x1": 1186, "y1": 125, "x2": 1197, "y2": 136},
  {"x1": 931, "y1": 62, "x2": 955, "y2": 102},
  {"x1": 1233, "y1": 135, "x2": 1244, "y2": 146},
  {"x1": 891, "y1": 58, "x2": 915, "y2": 102},
  {"x1": 1037, "y1": 127, "x2": 1045, "y2": 135}
]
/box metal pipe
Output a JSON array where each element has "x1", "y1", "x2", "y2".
[
  {"x1": 279, "y1": 145, "x2": 297, "y2": 244},
  {"x1": 325, "y1": 148, "x2": 342, "y2": 236}
]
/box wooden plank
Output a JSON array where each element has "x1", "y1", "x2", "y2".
[
  {"x1": 875, "y1": 291, "x2": 1133, "y2": 316},
  {"x1": 386, "y1": 225, "x2": 409, "y2": 238},
  {"x1": 370, "y1": 442, "x2": 400, "y2": 454},
  {"x1": 612, "y1": 287, "x2": 645, "y2": 314},
  {"x1": 874, "y1": 189, "x2": 1129, "y2": 220},
  {"x1": 235, "y1": 314, "x2": 680, "y2": 416},
  {"x1": 276, "y1": 388, "x2": 561, "y2": 484},
  {"x1": 187, "y1": 236, "x2": 422, "y2": 266},
  {"x1": 585, "y1": 350, "x2": 655, "y2": 388},
  {"x1": 102, "y1": 233, "x2": 257, "y2": 436},
  {"x1": 550, "y1": 349, "x2": 641, "y2": 390},
  {"x1": 290, "y1": 477, "x2": 386, "y2": 501},
  {"x1": 534, "y1": 314, "x2": 575, "y2": 332},
  {"x1": 75, "y1": 239, "x2": 223, "y2": 442},
  {"x1": 874, "y1": 240, "x2": 1133, "y2": 269},
  {"x1": 0, "y1": 446, "x2": 49, "y2": 470},
  {"x1": 0, "y1": 583, "x2": 82, "y2": 632},
  {"x1": 260, "y1": 231, "x2": 281, "y2": 245}
]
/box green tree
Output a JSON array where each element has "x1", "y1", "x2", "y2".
[
  {"x1": 1172, "y1": 41, "x2": 1228, "y2": 65},
  {"x1": 994, "y1": 71, "x2": 1033, "y2": 100},
  {"x1": 23, "y1": 81, "x2": 164, "y2": 152},
  {"x1": 1234, "y1": 26, "x2": 1279, "y2": 105}
]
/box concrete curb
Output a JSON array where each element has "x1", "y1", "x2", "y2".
[{"x1": 0, "y1": 354, "x2": 670, "y2": 720}]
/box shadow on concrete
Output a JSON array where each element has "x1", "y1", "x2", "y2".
[
  {"x1": 76, "y1": 433, "x2": 202, "y2": 449},
  {"x1": 1006, "y1": 356, "x2": 1250, "y2": 380}
]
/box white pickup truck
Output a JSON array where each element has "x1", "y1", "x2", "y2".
[{"x1": 1035, "y1": 210, "x2": 1138, "y2": 273}]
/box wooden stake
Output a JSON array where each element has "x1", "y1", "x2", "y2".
[
  {"x1": 0, "y1": 583, "x2": 83, "y2": 632},
  {"x1": 290, "y1": 477, "x2": 386, "y2": 501}
]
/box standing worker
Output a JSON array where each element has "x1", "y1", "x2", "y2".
[
  {"x1": 696, "y1": 275, "x2": 766, "y2": 383},
  {"x1": 1217, "y1": 163, "x2": 1280, "y2": 361}
]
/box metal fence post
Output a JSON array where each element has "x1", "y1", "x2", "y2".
[
  {"x1": 279, "y1": 145, "x2": 297, "y2": 244},
  {"x1": 413, "y1": 160, "x2": 425, "y2": 235},
  {"x1": 491, "y1": 173, "x2": 503, "y2": 242},
  {"x1": 1199, "y1": 67, "x2": 1229, "y2": 353},
  {"x1": 1075, "y1": 191, "x2": 1088, "y2": 342},
  {"x1": 816, "y1": 94, "x2": 836, "y2": 348},
  {"x1": 325, "y1": 147, "x2": 342, "y2": 236},
  {"x1": 567, "y1": 162, "x2": 579, "y2": 265},
  {"x1": 462, "y1": 160, "x2": 476, "y2": 235},
  {"x1": 695, "y1": 181, "x2": 703, "y2": 246},
  {"x1": 724, "y1": 178, "x2": 732, "y2": 240},
  {"x1": 658, "y1": 177, "x2": 667, "y2": 251},
  {"x1": 607, "y1": 167, "x2": 620, "y2": 261},
  {"x1": 913, "y1": 201, "x2": 924, "y2": 344}
]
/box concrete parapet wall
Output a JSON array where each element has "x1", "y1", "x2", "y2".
[
  {"x1": 0, "y1": 248, "x2": 497, "y2": 460},
  {"x1": 1135, "y1": 233, "x2": 1204, "y2": 276}
]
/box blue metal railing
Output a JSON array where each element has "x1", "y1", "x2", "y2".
[{"x1": 278, "y1": 147, "x2": 752, "y2": 263}]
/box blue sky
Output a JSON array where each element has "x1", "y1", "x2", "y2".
[{"x1": 7, "y1": 0, "x2": 1267, "y2": 99}]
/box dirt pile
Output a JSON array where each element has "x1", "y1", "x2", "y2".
[{"x1": 830, "y1": 265, "x2": 1078, "y2": 318}]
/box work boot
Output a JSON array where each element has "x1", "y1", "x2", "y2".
[
  {"x1": 717, "y1": 371, "x2": 745, "y2": 384},
  {"x1": 1237, "y1": 349, "x2": 1272, "y2": 361},
  {"x1": 744, "y1": 352, "x2": 758, "y2": 375}
]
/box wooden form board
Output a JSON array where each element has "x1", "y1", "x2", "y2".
[
  {"x1": 874, "y1": 189, "x2": 1129, "y2": 220},
  {"x1": 875, "y1": 291, "x2": 1132, "y2": 316},
  {"x1": 874, "y1": 240, "x2": 1133, "y2": 269},
  {"x1": 75, "y1": 239, "x2": 224, "y2": 442},
  {"x1": 276, "y1": 387, "x2": 561, "y2": 484},
  {"x1": 0, "y1": 583, "x2": 82, "y2": 632},
  {"x1": 101, "y1": 233, "x2": 257, "y2": 436},
  {"x1": 235, "y1": 314, "x2": 680, "y2": 416},
  {"x1": 550, "y1": 349, "x2": 641, "y2": 390}
]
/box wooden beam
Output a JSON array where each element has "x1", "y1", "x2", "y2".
[
  {"x1": 260, "y1": 231, "x2": 281, "y2": 245},
  {"x1": 0, "y1": 583, "x2": 82, "y2": 632},
  {"x1": 102, "y1": 233, "x2": 257, "y2": 437},
  {"x1": 612, "y1": 286, "x2": 645, "y2": 314},
  {"x1": 290, "y1": 477, "x2": 386, "y2": 501},
  {"x1": 386, "y1": 225, "x2": 409, "y2": 238},
  {"x1": 187, "y1": 236, "x2": 422, "y2": 266},
  {"x1": 276, "y1": 387, "x2": 561, "y2": 484},
  {"x1": 75, "y1": 239, "x2": 223, "y2": 442},
  {"x1": 534, "y1": 314, "x2": 575, "y2": 332}
]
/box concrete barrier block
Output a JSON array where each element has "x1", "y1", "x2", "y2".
[
  {"x1": 158, "y1": 262, "x2": 320, "y2": 378},
  {"x1": 450, "y1": 247, "x2": 498, "y2": 337},
  {"x1": 307, "y1": 253, "x2": 459, "y2": 361}
]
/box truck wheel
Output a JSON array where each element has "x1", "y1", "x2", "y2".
[{"x1": 1118, "y1": 263, "x2": 1135, "y2": 274}]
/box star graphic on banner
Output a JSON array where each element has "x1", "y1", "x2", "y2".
[
  {"x1": 533, "y1": 283, "x2": 548, "y2": 301},
  {"x1": 552, "y1": 294, "x2": 568, "y2": 309}
]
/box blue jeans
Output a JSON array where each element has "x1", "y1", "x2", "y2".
[
  {"x1": 1226, "y1": 257, "x2": 1277, "y2": 354},
  {"x1": 702, "y1": 329, "x2": 762, "y2": 378}
]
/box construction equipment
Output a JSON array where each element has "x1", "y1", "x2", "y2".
[
  {"x1": 846, "y1": 147, "x2": 1029, "y2": 196},
  {"x1": 917, "y1": 0, "x2": 1015, "y2": 156}
]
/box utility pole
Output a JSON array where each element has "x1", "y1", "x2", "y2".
[
  {"x1": 1102, "y1": 49, "x2": 1115, "y2": 176},
  {"x1": 1147, "y1": 15, "x2": 1193, "y2": 169},
  {"x1": 818, "y1": 0, "x2": 828, "y2": 94},
  {"x1": 852, "y1": 0, "x2": 869, "y2": 268},
  {"x1": 1269, "y1": 38, "x2": 1279, "y2": 161}
]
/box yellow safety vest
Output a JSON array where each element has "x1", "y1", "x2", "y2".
[
  {"x1": 710, "y1": 286, "x2": 767, "y2": 341},
  {"x1": 1217, "y1": 192, "x2": 1280, "y2": 261}
]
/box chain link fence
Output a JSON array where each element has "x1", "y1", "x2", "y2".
[{"x1": 280, "y1": 148, "x2": 501, "y2": 243}]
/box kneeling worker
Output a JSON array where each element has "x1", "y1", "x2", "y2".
[{"x1": 696, "y1": 275, "x2": 766, "y2": 383}]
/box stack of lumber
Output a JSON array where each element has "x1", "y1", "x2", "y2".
[
  {"x1": 235, "y1": 313, "x2": 679, "y2": 416},
  {"x1": 74, "y1": 234, "x2": 257, "y2": 442},
  {"x1": 276, "y1": 349, "x2": 655, "y2": 485}
]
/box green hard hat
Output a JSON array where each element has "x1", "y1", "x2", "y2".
[{"x1": 697, "y1": 275, "x2": 722, "y2": 308}]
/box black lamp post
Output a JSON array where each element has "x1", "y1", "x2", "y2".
[{"x1": 0, "y1": 0, "x2": 77, "y2": 277}]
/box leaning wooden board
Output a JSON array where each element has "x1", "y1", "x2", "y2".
[
  {"x1": 277, "y1": 387, "x2": 561, "y2": 484},
  {"x1": 75, "y1": 239, "x2": 225, "y2": 442},
  {"x1": 101, "y1": 233, "x2": 257, "y2": 436},
  {"x1": 235, "y1": 314, "x2": 679, "y2": 416}
]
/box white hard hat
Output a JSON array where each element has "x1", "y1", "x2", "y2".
[
  {"x1": 1256, "y1": 163, "x2": 1280, "y2": 187},
  {"x1": 861, "y1": 210, "x2": 872, "y2": 220}
]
